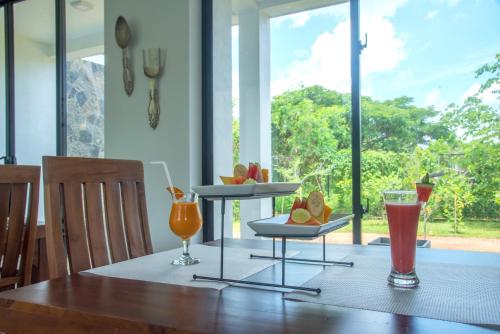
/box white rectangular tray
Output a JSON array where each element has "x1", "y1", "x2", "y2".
[
  {"x1": 192, "y1": 183, "x2": 300, "y2": 200},
  {"x1": 247, "y1": 213, "x2": 353, "y2": 237}
]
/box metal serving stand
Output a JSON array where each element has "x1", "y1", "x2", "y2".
[{"x1": 192, "y1": 189, "x2": 354, "y2": 294}]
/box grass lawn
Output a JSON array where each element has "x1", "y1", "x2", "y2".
[{"x1": 233, "y1": 219, "x2": 500, "y2": 239}]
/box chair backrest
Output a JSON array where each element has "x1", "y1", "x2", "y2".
[
  {"x1": 0, "y1": 165, "x2": 40, "y2": 290},
  {"x1": 43, "y1": 156, "x2": 152, "y2": 279}
]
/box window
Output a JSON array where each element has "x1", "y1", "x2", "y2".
[{"x1": 66, "y1": 0, "x2": 104, "y2": 157}]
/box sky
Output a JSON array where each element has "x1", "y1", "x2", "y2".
[{"x1": 233, "y1": 0, "x2": 500, "y2": 111}]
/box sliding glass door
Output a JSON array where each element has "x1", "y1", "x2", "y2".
[{"x1": 13, "y1": 0, "x2": 57, "y2": 165}]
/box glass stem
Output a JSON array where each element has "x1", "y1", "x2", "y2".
[
  {"x1": 182, "y1": 239, "x2": 190, "y2": 256},
  {"x1": 423, "y1": 203, "x2": 427, "y2": 240}
]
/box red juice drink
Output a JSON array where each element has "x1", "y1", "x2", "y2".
[
  {"x1": 386, "y1": 203, "x2": 421, "y2": 273},
  {"x1": 383, "y1": 191, "x2": 421, "y2": 288}
]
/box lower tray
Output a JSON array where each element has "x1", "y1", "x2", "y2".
[{"x1": 248, "y1": 213, "x2": 353, "y2": 238}]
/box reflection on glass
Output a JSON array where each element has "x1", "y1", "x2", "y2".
[
  {"x1": 66, "y1": 0, "x2": 104, "y2": 157},
  {"x1": 14, "y1": 0, "x2": 56, "y2": 165}
]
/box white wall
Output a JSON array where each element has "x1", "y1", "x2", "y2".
[{"x1": 105, "y1": 0, "x2": 202, "y2": 251}]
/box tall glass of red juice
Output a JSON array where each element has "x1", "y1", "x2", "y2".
[{"x1": 383, "y1": 191, "x2": 421, "y2": 288}]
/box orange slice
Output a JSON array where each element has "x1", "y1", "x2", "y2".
[
  {"x1": 220, "y1": 176, "x2": 237, "y2": 185},
  {"x1": 323, "y1": 205, "x2": 333, "y2": 224},
  {"x1": 166, "y1": 186, "x2": 184, "y2": 200}
]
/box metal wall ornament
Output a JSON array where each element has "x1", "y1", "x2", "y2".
[
  {"x1": 115, "y1": 16, "x2": 134, "y2": 96},
  {"x1": 143, "y1": 48, "x2": 164, "y2": 129}
]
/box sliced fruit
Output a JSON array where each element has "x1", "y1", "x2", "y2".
[
  {"x1": 234, "y1": 164, "x2": 248, "y2": 178},
  {"x1": 234, "y1": 176, "x2": 246, "y2": 184},
  {"x1": 166, "y1": 186, "x2": 184, "y2": 200},
  {"x1": 323, "y1": 205, "x2": 333, "y2": 224},
  {"x1": 287, "y1": 198, "x2": 302, "y2": 224},
  {"x1": 244, "y1": 178, "x2": 257, "y2": 185},
  {"x1": 304, "y1": 217, "x2": 321, "y2": 226},
  {"x1": 246, "y1": 163, "x2": 257, "y2": 180},
  {"x1": 262, "y1": 168, "x2": 269, "y2": 183},
  {"x1": 255, "y1": 163, "x2": 263, "y2": 183},
  {"x1": 220, "y1": 176, "x2": 236, "y2": 185},
  {"x1": 416, "y1": 183, "x2": 434, "y2": 203},
  {"x1": 306, "y1": 191, "x2": 325, "y2": 218},
  {"x1": 291, "y1": 208, "x2": 311, "y2": 224}
]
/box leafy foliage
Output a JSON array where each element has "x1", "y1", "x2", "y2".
[{"x1": 233, "y1": 55, "x2": 500, "y2": 228}]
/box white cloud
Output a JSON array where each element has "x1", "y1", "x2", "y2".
[
  {"x1": 461, "y1": 82, "x2": 500, "y2": 108},
  {"x1": 425, "y1": 10, "x2": 439, "y2": 20},
  {"x1": 271, "y1": 0, "x2": 407, "y2": 96},
  {"x1": 437, "y1": 0, "x2": 460, "y2": 7},
  {"x1": 424, "y1": 88, "x2": 448, "y2": 110}
]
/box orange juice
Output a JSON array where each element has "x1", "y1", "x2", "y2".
[{"x1": 169, "y1": 202, "x2": 202, "y2": 240}]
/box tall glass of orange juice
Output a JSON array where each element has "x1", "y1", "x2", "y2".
[{"x1": 169, "y1": 192, "x2": 202, "y2": 265}]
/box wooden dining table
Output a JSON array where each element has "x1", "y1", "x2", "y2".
[{"x1": 0, "y1": 238, "x2": 499, "y2": 334}]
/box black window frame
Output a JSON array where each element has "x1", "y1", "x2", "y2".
[
  {"x1": 200, "y1": 0, "x2": 363, "y2": 244},
  {"x1": 1, "y1": 0, "x2": 67, "y2": 165}
]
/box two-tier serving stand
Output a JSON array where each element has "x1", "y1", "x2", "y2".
[{"x1": 192, "y1": 184, "x2": 354, "y2": 293}]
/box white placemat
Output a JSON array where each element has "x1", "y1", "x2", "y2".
[
  {"x1": 86, "y1": 244, "x2": 298, "y2": 290},
  {"x1": 285, "y1": 254, "x2": 500, "y2": 326}
]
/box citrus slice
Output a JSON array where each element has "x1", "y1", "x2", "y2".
[
  {"x1": 306, "y1": 191, "x2": 325, "y2": 218},
  {"x1": 323, "y1": 205, "x2": 333, "y2": 224},
  {"x1": 234, "y1": 164, "x2": 248, "y2": 178},
  {"x1": 166, "y1": 186, "x2": 184, "y2": 200},
  {"x1": 220, "y1": 176, "x2": 236, "y2": 185},
  {"x1": 291, "y1": 208, "x2": 311, "y2": 224}
]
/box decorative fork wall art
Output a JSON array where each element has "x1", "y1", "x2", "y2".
[{"x1": 143, "y1": 48, "x2": 164, "y2": 129}]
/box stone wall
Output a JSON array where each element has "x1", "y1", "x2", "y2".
[{"x1": 66, "y1": 59, "x2": 104, "y2": 157}]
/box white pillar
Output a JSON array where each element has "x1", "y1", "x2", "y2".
[
  {"x1": 212, "y1": 0, "x2": 234, "y2": 239},
  {"x1": 238, "y1": 9, "x2": 272, "y2": 239}
]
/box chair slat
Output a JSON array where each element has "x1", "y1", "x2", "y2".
[
  {"x1": 63, "y1": 183, "x2": 92, "y2": 273},
  {"x1": 136, "y1": 182, "x2": 153, "y2": 254},
  {"x1": 84, "y1": 182, "x2": 109, "y2": 268},
  {"x1": 121, "y1": 182, "x2": 147, "y2": 258},
  {"x1": 2, "y1": 184, "x2": 28, "y2": 278},
  {"x1": 44, "y1": 183, "x2": 69, "y2": 279},
  {"x1": 19, "y1": 178, "x2": 40, "y2": 287},
  {"x1": 104, "y1": 182, "x2": 129, "y2": 262},
  {"x1": 0, "y1": 184, "x2": 11, "y2": 260}
]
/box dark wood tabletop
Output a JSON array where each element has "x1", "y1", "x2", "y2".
[{"x1": 1, "y1": 238, "x2": 499, "y2": 334}]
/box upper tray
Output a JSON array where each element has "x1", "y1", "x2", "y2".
[
  {"x1": 247, "y1": 213, "x2": 353, "y2": 238},
  {"x1": 192, "y1": 182, "x2": 301, "y2": 200}
]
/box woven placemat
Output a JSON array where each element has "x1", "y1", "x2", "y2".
[
  {"x1": 284, "y1": 254, "x2": 500, "y2": 325},
  {"x1": 87, "y1": 244, "x2": 298, "y2": 290}
]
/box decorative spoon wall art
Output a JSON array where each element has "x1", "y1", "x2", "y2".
[
  {"x1": 143, "y1": 48, "x2": 164, "y2": 129},
  {"x1": 115, "y1": 16, "x2": 134, "y2": 96}
]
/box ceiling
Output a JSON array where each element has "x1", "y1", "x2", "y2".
[
  {"x1": 3, "y1": 0, "x2": 345, "y2": 53},
  {"x1": 8, "y1": 0, "x2": 103, "y2": 55},
  {"x1": 232, "y1": 0, "x2": 347, "y2": 22}
]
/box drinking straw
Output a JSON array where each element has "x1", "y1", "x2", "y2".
[{"x1": 150, "y1": 161, "x2": 177, "y2": 203}]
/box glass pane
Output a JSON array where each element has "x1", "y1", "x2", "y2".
[
  {"x1": 269, "y1": 3, "x2": 352, "y2": 244},
  {"x1": 360, "y1": 0, "x2": 500, "y2": 252},
  {"x1": 14, "y1": 0, "x2": 56, "y2": 165},
  {"x1": 66, "y1": 0, "x2": 104, "y2": 157},
  {"x1": 0, "y1": 7, "x2": 5, "y2": 163}
]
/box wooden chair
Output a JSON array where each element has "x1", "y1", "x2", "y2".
[
  {"x1": 0, "y1": 165, "x2": 40, "y2": 291},
  {"x1": 43, "y1": 156, "x2": 153, "y2": 279}
]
